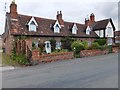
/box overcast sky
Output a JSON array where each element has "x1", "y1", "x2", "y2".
[{"x1": 0, "y1": 0, "x2": 119, "y2": 34}]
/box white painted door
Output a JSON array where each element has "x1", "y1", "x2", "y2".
[{"x1": 45, "y1": 41, "x2": 51, "y2": 53}]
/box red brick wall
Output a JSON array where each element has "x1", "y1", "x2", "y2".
[
  {"x1": 112, "y1": 47, "x2": 119, "y2": 53},
  {"x1": 31, "y1": 51, "x2": 74, "y2": 63},
  {"x1": 80, "y1": 49, "x2": 110, "y2": 57},
  {"x1": 80, "y1": 48, "x2": 119, "y2": 57},
  {"x1": 31, "y1": 50, "x2": 40, "y2": 61},
  {"x1": 31, "y1": 47, "x2": 119, "y2": 64},
  {"x1": 4, "y1": 35, "x2": 14, "y2": 55}
]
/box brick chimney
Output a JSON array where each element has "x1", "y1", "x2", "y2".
[
  {"x1": 10, "y1": 0, "x2": 18, "y2": 19},
  {"x1": 57, "y1": 11, "x2": 62, "y2": 20},
  {"x1": 56, "y1": 11, "x2": 64, "y2": 26},
  {"x1": 90, "y1": 13, "x2": 95, "y2": 24}
]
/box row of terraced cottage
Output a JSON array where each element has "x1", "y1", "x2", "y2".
[{"x1": 2, "y1": 1, "x2": 118, "y2": 61}]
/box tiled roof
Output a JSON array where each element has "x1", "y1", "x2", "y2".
[
  {"x1": 8, "y1": 13, "x2": 98, "y2": 38},
  {"x1": 92, "y1": 18, "x2": 116, "y2": 31}
]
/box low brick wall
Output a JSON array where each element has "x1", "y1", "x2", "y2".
[
  {"x1": 31, "y1": 47, "x2": 119, "y2": 64},
  {"x1": 112, "y1": 47, "x2": 119, "y2": 53},
  {"x1": 80, "y1": 49, "x2": 109, "y2": 57},
  {"x1": 80, "y1": 47, "x2": 119, "y2": 57},
  {"x1": 31, "y1": 51, "x2": 74, "y2": 63}
]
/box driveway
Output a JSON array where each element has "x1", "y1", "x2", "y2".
[{"x1": 2, "y1": 53, "x2": 118, "y2": 88}]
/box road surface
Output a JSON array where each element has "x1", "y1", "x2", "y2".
[{"x1": 2, "y1": 53, "x2": 118, "y2": 88}]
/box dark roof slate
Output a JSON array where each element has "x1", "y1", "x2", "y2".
[
  {"x1": 8, "y1": 13, "x2": 98, "y2": 38},
  {"x1": 92, "y1": 18, "x2": 116, "y2": 31}
]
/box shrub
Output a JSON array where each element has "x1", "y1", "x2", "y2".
[
  {"x1": 52, "y1": 49, "x2": 68, "y2": 54},
  {"x1": 61, "y1": 37, "x2": 75, "y2": 51},
  {"x1": 90, "y1": 42, "x2": 100, "y2": 50},
  {"x1": 32, "y1": 42, "x2": 36, "y2": 48},
  {"x1": 15, "y1": 54, "x2": 30, "y2": 65},
  {"x1": 49, "y1": 38, "x2": 56, "y2": 52},
  {"x1": 98, "y1": 45, "x2": 109, "y2": 51},
  {"x1": 115, "y1": 43, "x2": 120, "y2": 47},
  {"x1": 38, "y1": 42, "x2": 44, "y2": 52},
  {"x1": 71, "y1": 41, "x2": 84, "y2": 53},
  {"x1": 108, "y1": 45, "x2": 112, "y2": 53},
  {"x1": 82, "y1": 41, "x2": 89, "y2": 50},
  {"x1": 94, "y1": 38, "x2": 106, "y2": 46},
  {"x1": 11, "y1": 53, "x2": 30, "y2": 65},
  {"x1": 11, "y1": 42, "x2": 30, "y2": 65},
  {"x1": 71, "y1": 41, "x2": 84, "y2": 58}
]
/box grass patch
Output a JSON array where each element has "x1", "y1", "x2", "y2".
[{"x1": 2, "y1": 53, "x2": 20, "y2": 66}]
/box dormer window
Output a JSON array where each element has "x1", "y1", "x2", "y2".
[
  {"x1": 27, "y1": 17, "x2": 38, "y2": 32},
  {"x1": 72, "y1": 24, "x2": 78, "y2": 34},
  {"x1": 29, "y1": 21, "x2": 36, "y2": 31},
  {"x1": 86, "y1": 26, "x2": 91, "y2": 35},
  {"x1": 54, "y1": 24, "x2": 60, "y2": 33},
  {"x1": 54, "y1": 20, "x2": 61, "y2": 33}
]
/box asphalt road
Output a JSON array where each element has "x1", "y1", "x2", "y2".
[{"x1": 2, "y1": 53, "x2": 118, "y2": 88}]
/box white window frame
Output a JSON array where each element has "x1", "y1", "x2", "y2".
[
  {"x1": 54, "y1": 24, "x2": 60, "y2": 33},
  {"x1": 72, "y1": 24, "x2": 78, "y2": 34},
  {"x1": 54, "y1": 20, "x2": 61, "y2": 33},
  {"x1": 86, "y1": 26, "x2": 91, "y2": 35},
  {"x1": 27, "y1": 17, "x2": 38, "y2": 32},
  {"x1": 29, "y1": 22, "x2": 37, "y2": 32},
  {"x1": 56, "y1": 42, "x2": 61, "y2": 49}
]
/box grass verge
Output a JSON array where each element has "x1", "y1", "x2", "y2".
[{"x1": 2, "y1": 53, "x2": 20, "y2": 66}]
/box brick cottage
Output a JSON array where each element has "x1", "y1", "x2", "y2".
[{"x1": 2, "y1": 0, "x2": 116, "y2": 56}]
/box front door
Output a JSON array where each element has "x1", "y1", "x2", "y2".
[{"x1": 45, "y1": 41, "x2": 51, "y2": 54}]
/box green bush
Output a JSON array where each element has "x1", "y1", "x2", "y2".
[
  {"x1": 94, "y1": 38, "x2": 106, "y2": 46},
  {"x1": 71, "y1": 41, "x2": 84, "y2": 53},
  {"x1": 108, "y1": 45, "x2": 112, "y2": 53},
  {"x1": 115, "y1": 43, "x2": 120, "y2": 47},
  {"x1": 82, "y1": 41, "x2": 89, "y2": 50},
  {"x1": 71, "y1": 41, "x2": 84, "y2": 58},
  {"x1": 50, "y1": 38, "x2": 56, "y2": 52},
  {"x1": 98, "y1": 45, "x2": 109, "y2": 51},
  {"x1": 15, "y1": 54, "x2": 30, "y2": 65},
  {"x1": 32, "y1": 42, "x2": 36, "y2": 48},
  {"x1": 52, "y1": 49, "x2": 68, "y2": 54},
  {"x1": 90, "y1": 42, "x2": 100, "y2": 50},
  {"x1": 38, "y1": 42, "x2": 44, "y2": 52},
  {"x1": 61, "y1": 37, "x2": 75, "y2": 51},
  {"x1": 11, "y1": 54, "x2": 30, "y2": 65}
]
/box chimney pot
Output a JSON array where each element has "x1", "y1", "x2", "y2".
[
  {"x1": 60, "y1": 11, "x2": 62, "y2": 14},
  {"x1": 57, "y1": 11, "x2": 59, "y2": 15},
  {"x1": 10, "y1": 1, "x2": 18, "y2": 19}
]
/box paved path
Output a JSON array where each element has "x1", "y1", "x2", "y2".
[
  {"x1": 2, "y1": 53, "x2": 118, "y2": 88},
  {"x1": 0, "y1": 66, "x2": 14, "y2": 71}
]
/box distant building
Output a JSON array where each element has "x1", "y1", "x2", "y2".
[{"x1": 2, "y1": 0, "x2": 116, "y2": 54}]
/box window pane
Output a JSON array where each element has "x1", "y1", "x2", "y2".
[
  {"x1": 30, "y1": 24, "x2": 36, "y2": 31},
  {"x1": 72, "y1": 28, "x2": 77, "y2": 34},
  {"x1": 56, "y1": 42, "x2": 61, "y2": 49},
  {"x1": 54, "y1": 26, "x2": 60, "y2": 33}
]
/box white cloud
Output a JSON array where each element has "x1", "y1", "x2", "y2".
[{"x1": 0, "y1": 0, "x2": 119, "y2": 34}]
